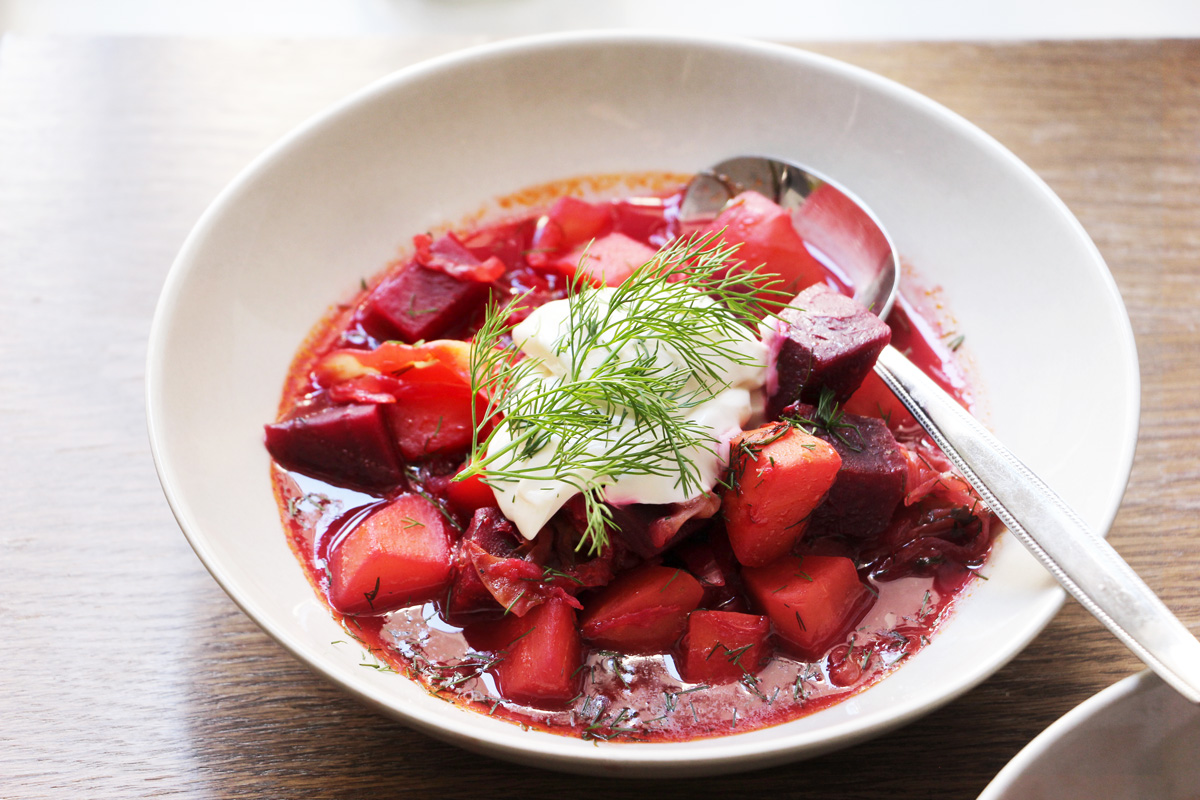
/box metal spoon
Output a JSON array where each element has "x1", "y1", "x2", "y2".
[{"x1": 682, "y1": 155, "x2": 1200, "y2": 703}]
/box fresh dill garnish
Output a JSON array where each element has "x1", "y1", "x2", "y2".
[
  {"x1": 660, "y1": 569, "x2": 681, "y2": 592},
  {"x1": 502, "y1": 590, "x2": 527, "y2": 616},
  {"x1": 521, "y1": 565, "x2": 584, "y2": 585},
  {"x1": 457, "y1": 231, "x2": 785, "y2": 554},
  {"x1": 917, "y1": 590, "x2": 933, "y2": 620}
]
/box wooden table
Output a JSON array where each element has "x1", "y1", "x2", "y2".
[{"x1": 2, "y1": 36, "x2": 1198, "y2": 799}]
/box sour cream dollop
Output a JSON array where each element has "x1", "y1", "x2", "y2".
[{"x1": 485, "y1": 287, "x2": 768, "y2": 540}]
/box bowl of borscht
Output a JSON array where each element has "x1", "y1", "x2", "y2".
[{"x1": 147, "y1": 31, "x2": 1139, "y2": 776}]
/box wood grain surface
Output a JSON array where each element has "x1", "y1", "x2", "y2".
[{"x1": 2, "y1": 36, "x2": 1198, "y2": 799}]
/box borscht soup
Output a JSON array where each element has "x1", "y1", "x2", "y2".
[{"x1": 263, "y1": 174, "x2": 995, "y2": 742}]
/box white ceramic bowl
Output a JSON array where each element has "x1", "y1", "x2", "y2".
[
  {"x1": 979, "y1": 671, "x2": 1200, "y2": 799},
  {"x1": 147, "y1": 32, "x2": 1139, "y2": 776}
]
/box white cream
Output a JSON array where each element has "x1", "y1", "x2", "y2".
[{"x1": 486, "y1": 287, "x2": 768, "y2": 540}]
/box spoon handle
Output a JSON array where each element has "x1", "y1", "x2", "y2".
[{"x1": 875, "y1": 344, "x2": 1200, "y2": 704}]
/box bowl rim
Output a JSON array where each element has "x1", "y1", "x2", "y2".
[
  {"x1": 146, "y1": 30, "x2": 1140, "y2": 774},
  {"x1": 977, "y1": 670, "x2": 1168, "y2": 799}
]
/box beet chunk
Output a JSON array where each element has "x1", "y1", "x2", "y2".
[
  {"x1": 787, "y1": 402, "x2": 907, "y2": 541},
  {"x1": 489, "y1": 599, "x2": 583, "y2": 708},
  {"x1": 264, "y1": 403, "x2": 403, "y2": 492},
  {"x1": 579, "y1": 564, "x2": 704, "y2": 653},
  {"x1": 744, "y1": 555, "x2": 874, "y2": 660},
  {"x1": 721, "y1": 422, "x2": 842, "y2": 567},
  {"x1": 359, "y1": 239, "x2": 491, "y2": 342},
  {"x1": 678, "y1": 610, "x2": 771, "y2": 684},
  {"x1": 768, "y1": 283, "x2": 891, "y2": 416},
  {"x1": 327, "y1": 494, "x2": 454, "y2": 615}
]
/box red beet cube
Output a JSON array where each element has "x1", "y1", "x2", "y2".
[
  {"x1": 787, "y1": 403, "x2": 907, "y2": 541},
  {"x1": 264, "y1": 403, "x2": 403, "y2": 492},
  {"x1": 445, "y1": 467, "x2": 497, "y2": 515},
  {"x1": 359, "y1": 262, "x2": 488, "y2": 343},
  {"x1": 678, "y1": 610, "x2": 771, "y2": 684},
  {"x1": 768, "y1": 283, "x2": 892, "y2": 416},
  {"x1": 579, "y1": 564, "x2": 704, "y2": 653},
  {"x1": 722, "y1": 422, "x2": 842, "y2": 567},
  {"x1": 490, "y1": 599, "x2": 583, "y2": 708},
  {"x1": 553, "y1": 232, "x2": 657, "y2": 286},
  {"x1": 744, "y1": 555, "x2": 874, "y2": 660},
  {"x1": 380, "y1": 382, "x2": 476, "y2": 460},
  {"x1": 327, "y1": 494, "x2": 455, "y2": 615}
]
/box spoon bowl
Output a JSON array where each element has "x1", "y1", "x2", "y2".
[{"x1": 680, "y1": 156, "x2": 899, "y2": 318}]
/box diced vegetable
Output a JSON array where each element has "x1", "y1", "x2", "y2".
[
  {"x1": 678, "y1": 610, "x2": 771, "y2": 684},
  {"x1": 327, "y1": 494, "x2": 454, "y2": 615},
  {"x1": 743, "y1": 554, "x2": 874, "y2": 659},
  {"x1": 722, "y1": 422, "x2": 842, "y2": 567},
  {"x1": 488, "y1": 598, "x2": 584, "y2": 707},
  {"x1": 787, "y1": 403, "x2": 907, "y2": 541},
  {"x1": 579, "y1": 564, "x2": 704, "y2": 653},
  {"x1": 380, "y1": 386, "x2": 475, "y2": 460},
  {"x1": 704, "y1": 190, "x2": 826, "y2": 309},
  {"x1": 768, "y1": 283, "x2": 892, "y2": 416},
  {"x1": 264, "y1": 403, "x2": 403, "y2": 492},
  {"x1": 315, "y1": 340, "x2": 485, "y2": 460},
  {"x1": 359, "y1": 254, "x2": 489, "y2": 343},
  {"x1": 553, "y1": 232, "x2": 658, "y2": 287},
  {"x1": 535, "y1": 196, "x2": 609, "y2": 253},
  {"x1": 445, "y1": 467, "x2": 496, "y2": 515}
]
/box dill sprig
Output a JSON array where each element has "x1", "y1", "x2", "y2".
[{"x1": 457, "y1": 231, "x2": 786, "y2": 555}]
